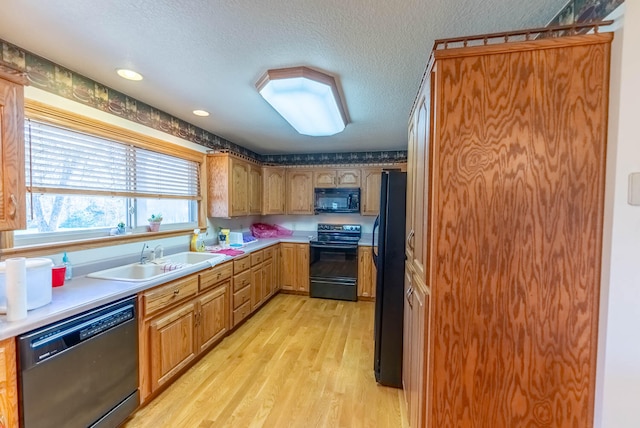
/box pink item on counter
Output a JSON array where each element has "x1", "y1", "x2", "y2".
[{"x1": 212, "y1": 249, "x2": 245, "y2": 256}]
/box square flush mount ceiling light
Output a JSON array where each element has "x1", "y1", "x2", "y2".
[{"x1": 256, "y1": 66, "x2": 348, "y2": 137}]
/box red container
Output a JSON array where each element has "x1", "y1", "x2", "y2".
[{"x1": 52, "y1": 265, "x2": 66, "y2": 287}]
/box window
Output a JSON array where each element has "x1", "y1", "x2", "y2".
[{"x1": 15, "y1": 117, "x2": 201, "y2": 246}]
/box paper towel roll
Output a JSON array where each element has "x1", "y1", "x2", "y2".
[{"x1": 6, "y1": 257, "x2": 27, "y2": 321}]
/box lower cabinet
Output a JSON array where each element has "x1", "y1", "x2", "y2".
[
  {"x1": 402, "y1": 267, "x2": 429, "y2": 428},
  {"x1": 139, "y1": 262, "x2": 232, "y2": 402},
  {"x1": 280, "y1": 243, "x2": 309, "y2": 292},
  {"x1": 357, "y1": 246, "x2": 376, "y2": 299},
  {"x1": 149, "y1": 301, "x2": 198, "y2": 392},
  {"x1": 0, "y1": 337, "x2": 18, "y2": 428}
]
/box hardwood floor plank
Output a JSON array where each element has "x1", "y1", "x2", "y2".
[{"x1": 123, "y1": 294, "x2": 407, "y2": 428}]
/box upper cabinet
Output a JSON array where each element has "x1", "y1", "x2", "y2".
[
  {"x1": 286, "y1": 170, "x2": 313, "y2": 215},
  {"x1": 0, "y1": 65, "x2": 27, "y2": 231},
  {"x1": 360, "y1": 167, "x2": 382, "y2": 216},
  {"x1": 262, "y1": 167, "x2": 285, "y2": 215},
  {"x1": 207, "y1": 153, "x2": 258, "y2": 217},
  {"x1": 313, "y1": 168, "x2": 360, "y2": 188},
  {"x1": 248, "y1": 164, "x2": 262, "y2": 215}
]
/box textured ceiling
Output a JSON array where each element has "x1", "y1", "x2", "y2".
[{"x1": 0, "y1": 0, "x2": 566, "y2": 155}]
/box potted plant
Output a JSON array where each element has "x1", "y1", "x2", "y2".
[
  {"x1": 148, "y1": 213, "x2": 163, "y2": 232},
  {"x1": 117, "y1": 222, "x2": 126, "y2": 235}
]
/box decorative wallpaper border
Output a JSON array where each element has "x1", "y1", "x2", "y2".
[
  {"x1": 550, "y1": 0, "x2": 623, "y2": 25},
  {"x1": 0, "y1": 0, "x2": 622, "y2": 166}
]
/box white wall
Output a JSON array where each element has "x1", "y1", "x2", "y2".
[{"x1": 596, "y1": 2, "x2": 640, "y2": 427}]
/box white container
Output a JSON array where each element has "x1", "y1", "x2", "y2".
[
  {"x1": 0, "y1": 257, "x2": 53, "y2": 312},
  {"x1": 228, "y1": 231, "x2": 244, "y2": 245}
]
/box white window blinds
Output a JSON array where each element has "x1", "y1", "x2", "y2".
[{"x1": 25, "y1": 119, "x2": 200, "y2": 199}]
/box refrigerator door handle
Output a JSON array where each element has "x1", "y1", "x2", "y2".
[{"x1": 372, "y1": 214, "x2": 380, "y2": 268}]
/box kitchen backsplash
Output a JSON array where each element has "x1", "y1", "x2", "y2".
[{"x1": 0, "y1": 0, "x2": 621, "y2": 167}]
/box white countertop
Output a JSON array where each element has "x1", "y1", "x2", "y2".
[
  {"x1": 0, "y1": 232, "x2": 379, "y2": 340},
  {"x1": 0, "y1": 236, "x2": 311, "y2": 341}
]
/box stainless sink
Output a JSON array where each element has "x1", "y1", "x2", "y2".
[{"x1": 87, "y1": 252, "x2": 227, "y2": 282}]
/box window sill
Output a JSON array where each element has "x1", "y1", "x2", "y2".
[{"x1": 1, "y1": 228, "x2": 194, "y2": 259}]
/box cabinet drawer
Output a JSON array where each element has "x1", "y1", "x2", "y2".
[
  {"x1": 233, "y1": 284, "x2": 251, "y2": 309},
  {"x1": 263, "y1": 246, "x2": 274, "y2": 260},
  {"x1": 232, "y1": 300, "x2": 251, "y2": 327},
  {"x1": 234, "y1": 255, "x2": 251, "y2": 274},
  {"x1": 233, "y1": 269, "x2": 252, "y2": 292},
  {"x1": 251, "y1": 250, "x2": 264, "y2": 266},
  {"x1": 199, "y1": 261, "x2": 233, "y2": 291},
  {"x1": 142, "y1": 275, "x2": 198, "y2": 317}
]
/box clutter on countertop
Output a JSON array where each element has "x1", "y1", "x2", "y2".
[
  {"x1": 250, "y1": 223, "x2": 293, "y2": 238},
  {"x1": 210, "y1": 248, "x2": 245, "y2": 256}
]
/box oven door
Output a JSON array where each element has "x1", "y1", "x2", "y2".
[{"x1": 309, "y1": 243, "x2": 358, "y2": 301}]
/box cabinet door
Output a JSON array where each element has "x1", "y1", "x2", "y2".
[
  {"x1": 409, "y1": 279, "x2": 427, "y2": 428},
  {"x1": 280, "y1": 243, "x2": 295, "y2": 291},
  {"x1": 313, "y1": 170, "x2": 336, "y2": 187},
  {"x1": 357, "y1": 246, "x2": 376, "y2": 298},
  {"x1": 251, "y1": 264, "x2": 263, "y2": 309},
  {"x1": 274, "y1": 244, "x2": 281, "y2": 291},
  {"x1": 149, "y1": 302, "x2": 197, "y2": 392},
  {"x1": 361, "y1": 167, "x2": 382, "y2": 216},
  {"x1": 0, "y1": 77, "x2": 25, "y2": 231},
  {"x1": 0, "y1": 337, "x2": 18, "y2": 428},
  {"x1": 295, "y1": 244, "x2": 309, "y2": 292},
  {"x1": 402, "y1": 267, "x2": 413, "y2": 410},
  {"x1": 408, "y1": 87, "x2": 430, "y2": 281},
  {"x1": 249, "y1": 164, "x2": 263, "y2": 215},
  {"x1": 197, "y1": 282, "x2": 229, "y2": 354},
  {"x1": 263, "y1": 259, "x2": 274, "y2": 299},
  {"x1": 230, "y1": 158, "x2": 249, "y2": 216},
  {"x1": 262, "y1": 167, "x2": 285, "y2": 214},
  {"x1": 286, "y1": 170, "x2": 313, "y2": 214},
  {"x1": 336, "y1": 169, "x2": 361, "y2": 188}
]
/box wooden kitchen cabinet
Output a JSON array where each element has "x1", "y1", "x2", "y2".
[
  {"x1": 139, "y1": 264, "x2": 232, "y2": 402},
  {"x1": 232, "y1": 255, "x2": 252, "y2": 327},
  {"x1": 149, "y1": 301, "x2": 198, "y2": 392},
  {"x1": 207, "y1": 153, "x2": 259, "y2": 217},
  {"x1": 357, "y1": 246, "x2": 376, "y2": 300},
  {"x1": 360, "y1": 167, "x2": 382, "y2": 216},
  {"x1": 262, "y1": 166, "x2": 286, "y2": 214},
  {"x1": 0, "y1": 337, "x2": 18, "y2": 428},
  {"x1": 402, "y1": 267, "x2": 428, "y2": 428},
  {"x1": 280, "y1": 243, "x2": 309, "y2": 293},
  {"x1": 0, "y1": 65, "x2": 27, "y2": 231},
  {"x1": 313, "y1": 168, "x2": 361, "y2": 188},
  {"x1": 286, "y1": 170, "x2": 313, "y2": 214},
  {"x1": 248, "y1": 163, "x2": 263, "y2": 215},
  {"x1": 251, "y1": 259, "x2": 264, "y2": 310},
  {"x1": 406, "y1": 32, "x2": 612, "y2": 427},
  {"x1": 197, "y1": 283, "x2": 230, "y2": 354}
]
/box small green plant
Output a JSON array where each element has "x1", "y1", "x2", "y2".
[{"x1": 148, "y1": 213, "x2": 163, "y2": 223}]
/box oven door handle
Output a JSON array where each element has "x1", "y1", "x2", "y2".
[{"x1": 309, "y1": 243, "x2": 358, "y2": 250}]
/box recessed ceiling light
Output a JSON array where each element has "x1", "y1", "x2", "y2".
[
  {"x1": 256, "y1": 66, "x2": 348, "y2": 137},
  {"x1": 116, "y1": 68, "x2": 143, "y2": 81},
  {"x1": 193, "y1": 110, "x2": 210, "y2": 117}
]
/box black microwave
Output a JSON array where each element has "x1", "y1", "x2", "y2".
[{"x1": 314, "y1": 188, "x2": 360, "y2": 214}]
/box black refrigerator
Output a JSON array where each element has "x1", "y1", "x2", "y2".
[{"x1": 372, "y1": 169, "x2": 407, "y2": 388}]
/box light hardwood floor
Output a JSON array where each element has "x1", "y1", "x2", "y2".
[{"x1": 123, "y1": 294, "x2": 408, "y2": 428}]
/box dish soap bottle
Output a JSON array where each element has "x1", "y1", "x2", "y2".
[
  {"x1": 62, "y1": 252, "x2": 73, "y2": 281},
  {"x1": 190, "y1": 229, "x2": 200, "y2": 252}
]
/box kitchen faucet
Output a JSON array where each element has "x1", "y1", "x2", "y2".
[{"x1": 139, "y1": 243, "x2": 149, "y2": 264}]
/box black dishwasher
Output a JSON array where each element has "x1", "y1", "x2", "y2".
[{"x1": 18, "y1": 296, "x2": 139, "y2": 428}]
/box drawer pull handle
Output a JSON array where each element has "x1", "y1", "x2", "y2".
[{"x1": 173, "y1": 289, "x2": 180, "y2": 296}]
